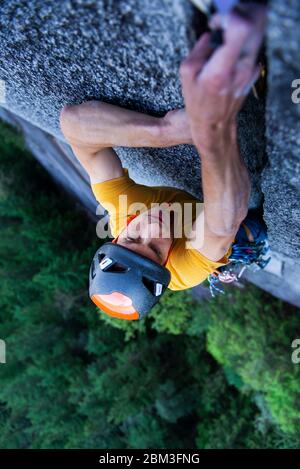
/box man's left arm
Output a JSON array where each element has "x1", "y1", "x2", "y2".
[{"x1": 60, "y1": 101, "x2": 192, "y2": 184}]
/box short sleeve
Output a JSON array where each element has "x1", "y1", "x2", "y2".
[
  {"x1": 91, "y1": 167, "x2": 160, "y2": 238},
  {"x1": 91, "y1": 167, "x2": 135, "y2": 208},
  {"x1": 167, "y1": 238, "x2": 232, "y2": 290}
]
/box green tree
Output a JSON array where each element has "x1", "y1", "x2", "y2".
[
  {"x1": 1, "y1": 120, "x2": 299, "y2": 449},
  {"x1": 206, "y1": 287, "x2": 300, "y2": 435}
]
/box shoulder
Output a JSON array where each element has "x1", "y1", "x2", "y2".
[{"x1": 166, "y1": 236, "x2": 232, "y2": 291}]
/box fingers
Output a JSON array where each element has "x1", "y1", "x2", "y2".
[
  {"x1": 240, "y1": 10, "x2": 267, "y2": 63},
  {"x1": 233, "y1": 64, "x2": 261, "y2": 98},
  {"x1": 180, "y1": 33, "x2": 212, "y2": 82},
  {"x1": 208, "y1": 12, "x2": 228, "y2": 30},
  {"x1": 227, "y1": 65, "x2": 261, "y2": 119},
  {"x1": 206, "y1": 5, "x2": 266, "y2": 76},
  {"x1": 180, "y1": 5, "x2": 266, "y2": 130},
  {"x1": 209, "y1": 15, "x2": 253, "y2": 71}
]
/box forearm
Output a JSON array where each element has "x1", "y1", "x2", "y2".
[
  {"x1": 197, "y1": 124, "x2": 251, "y2": 236},
  {"x1": 60, "y1": 101, "x2": 188, "y2": 151},
  {"x1": 82, "y1": 101, "x2": 164, "y2": 148}
]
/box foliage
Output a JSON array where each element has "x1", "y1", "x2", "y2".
[
  {"x1": 0, "y1": 120, "x2": 299, "y2": 448},
  {"x1": 205, "y1": 287, "x2": 300, "y2": 435}
]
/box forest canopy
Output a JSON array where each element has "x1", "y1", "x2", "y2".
[{"x1": 0, "y1": 121, "x2": 300, "y2": 449}]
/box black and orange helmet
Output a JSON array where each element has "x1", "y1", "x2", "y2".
[{"x1": 89, "y1": 242, "x2": 171, "y2": 320}]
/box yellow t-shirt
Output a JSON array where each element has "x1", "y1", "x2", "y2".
[{"x1": 91, "y1": 167, "x2": 232, "y2": 291}]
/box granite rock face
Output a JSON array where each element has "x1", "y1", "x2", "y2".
[
  {"x1": 262, "y1": 0, "x2": 300, "y2": 258},
  {"x1": 0, "y1": 0, "x2": 299, "y2": 304},
  {"x1": 0, "y1": 0, "x2": 265, "y2": 206}
]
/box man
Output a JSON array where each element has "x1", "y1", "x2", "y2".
[{"x1": 60, "y1": 4, "x2": 267, "y2": 320}]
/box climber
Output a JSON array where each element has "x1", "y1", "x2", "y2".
[{"x1": 60, "y1": 4, "x2": 268, "y2": 320}]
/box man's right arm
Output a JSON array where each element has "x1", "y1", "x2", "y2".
[
  {"x1": 180, "y1": 6, "x2": 266, "y2": 261},
  {"x1": 189, "y1": 123, "x2": 251, "y2": 261}
]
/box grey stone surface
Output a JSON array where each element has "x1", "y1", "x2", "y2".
[
  {"x1": 0, "y1": 0, "x2": 265, "y2": 207},
  {"x1": 243, "y1": 253, "x2": 300, "y2": 308},
  {"x1": 0, "y1": 0, "x2": 299, "y2": 305},
  {"x1": 262, "y1": 0, "x2": 300, "y2": 258}
]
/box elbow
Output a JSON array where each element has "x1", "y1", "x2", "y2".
[
  {"x1": 230, "y1": 213, "x2": 249, "y2": 237},
  {"x1": 230, "y1": 175, "x2": 251, "y2": 229},
  {"x1": 208, "y1": 223, "x2": 241, "y2": 238},
  {"x1": 59, "y1": 104, "x2": 79, "y2": 142},
  {"x1": 207, "y1": 207, "x2": 249, "y2": 238},
  {"x1": 226, "y1": 206, "x2": 249, "y2": 236}
]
